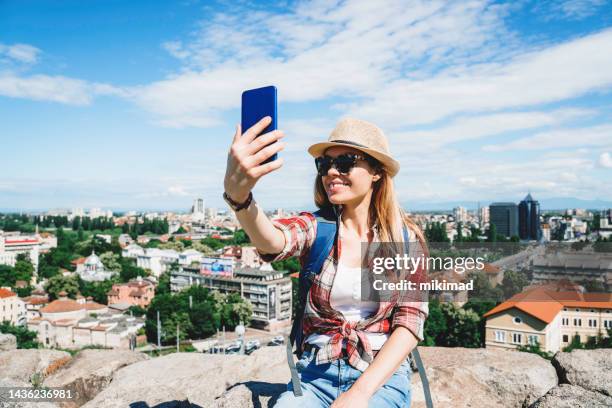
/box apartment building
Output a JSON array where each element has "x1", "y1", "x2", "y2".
[{"x1": 484, "y1": 286, "x2": 612, "y2": 352}]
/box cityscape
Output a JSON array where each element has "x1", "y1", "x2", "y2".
[{"x1": 1, "y1": 193, "x2": 611, "y2": 356}]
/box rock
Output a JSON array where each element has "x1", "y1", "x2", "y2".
[
  {"x1": 0, "y1": 377, "x2": 59, "y2": 408},
  {"x1": 409, "y1": 347, "x2": 557, "y2": 408},
  {"x1": 82, "y1": 347, "x2": 289, "y2": 408},
  {"x1": 0, "y1": 349, "x2": 71, "y2": 385},
  {"x1": 43, "y1": 349, "x2": 149, "y2": 407},
  {"x1": 529, "y1": 384, "x2": 612, "y2": 408},
  {"x1": 0, "y1": 333, "x2": 17, "y2": 351},
  {"x1": 552, "y1": 349, "x2": 612, "y2": 396}
]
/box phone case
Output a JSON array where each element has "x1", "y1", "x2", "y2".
[{"x1": 241, "y1": 85, "x2": 278, "y2": 164}]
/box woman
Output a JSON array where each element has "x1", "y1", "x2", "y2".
[{"x1": 223, "y1": 116, "x2": 428, "y2": 408}]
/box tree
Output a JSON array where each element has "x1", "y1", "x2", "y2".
[
  {"x1": 486, "y1": 223, "x2": 497, "y2": 243},
  {"x1": 100, "y1": 252, "x2": 121, "y2": 272},
  {"x1": 501, "y1": 269, "x2": 529, "y2": 299},
  {"x1": 45, "y1": 275, "x2": 79, "y2": 300},
  {"x1": 156, "y1": 271, "x2": 171, "y2": 296},
  {"x1": 455, "y1": 222, "x2": 463, "y2": 243},
  {"x1": 0, "y1": 265, "x2": 17, "y2": 288},
  {"x1": 272, "y1": 257, "x2": 300, "y2": 274},
  {"x1": 119, "y1": 259, "x2": 147, "y2": 282},
  {"x1": 0, "y1": 322, "x2": 40, "y2": 349},
  {"x1": 422, "y1": 300, "x2": 481, "y2": 347},
  {"x1": 232, "y1": 229, "x2": 250, "y2": 245}
]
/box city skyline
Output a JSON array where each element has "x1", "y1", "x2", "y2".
[{"x1": 2, "y1": 0, "x2": 612, "y2": 210}]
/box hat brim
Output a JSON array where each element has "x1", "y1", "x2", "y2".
[{"x1": 308, "y1": 141, "x2": 399, "y2": 177}]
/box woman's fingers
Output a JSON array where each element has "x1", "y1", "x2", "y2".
[
  {"x1": 245, "y1": 129, "x2": 284, "y2": 155},
  {"x1": 232, "y1": 123, "x2": 242, "y2": 144},
  {"x1": 249, "y1": 157, "x2": 284, "y2": 179},
  {"x1": 241, "y1": 116, "x2": 272, "y2": 144},
  {"x1": 248, "y1": 140, "x2": 286, "y2": 167}
]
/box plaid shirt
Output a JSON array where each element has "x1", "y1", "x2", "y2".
[{"x1": 258, "y1": 210, "x2": 429, "y2": 372}]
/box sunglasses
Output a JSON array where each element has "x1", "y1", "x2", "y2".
[{"x1": 314, "y1": 153, "x2": 372, "y2": 176}]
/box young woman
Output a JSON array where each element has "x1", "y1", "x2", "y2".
[{"x1": 223, "y1": 117, "x2": 428, "y2": 408}]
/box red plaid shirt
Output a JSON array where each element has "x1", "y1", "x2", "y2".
[{"x1": 258, "y1": 210, "x2": 429, "y2": 372}]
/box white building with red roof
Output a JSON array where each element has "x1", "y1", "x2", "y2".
[
  {"x1": 28, "y1": 291, "x2": 109, "y2": 348},
  {"x1": 0, "y1": 287, "x2": 27, "y2": 326}
]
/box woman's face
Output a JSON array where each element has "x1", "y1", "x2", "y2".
[{"x1": 320, "y1": 146, "x2": 381, "y2": 206}]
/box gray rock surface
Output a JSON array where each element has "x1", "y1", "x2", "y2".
[
  {"x1": 0, "y1": 333, "x2": 16, "y2": 351},
  {"x1": 552, "y1": 348, "x2": 612, "y2": 396},
  {"x1": 408, "y1": 347, "x2": 557, "y2": 408},
  {"x1": 82, "y1": 347, "x2": 289, "y2": 408},
  {"x1": 529, "y1": 384, "x2": 612, "y2": 408},
  {"x1": 43, "y1": 349, "x2": 149, "y2": 407},
  {"x1": 0, "y1": 349, "x2": 71, "y2": 384}
]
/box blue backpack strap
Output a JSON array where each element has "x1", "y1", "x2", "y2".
[{"x1": 287, "y1": 207, "x2": 338, "y2": 397}]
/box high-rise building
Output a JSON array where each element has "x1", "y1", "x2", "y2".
[
  {"x1": 489, "y1": 202, "x2": 519, "y2": 238},
  {"x1": 453, "y1": 206, "x2": 467, "y2": 223},
  {"x1": 519, "y1": 193, "x2": 541, "y2": 241},
  {"x1": 479, "y1": 205, "x2": 490, "y2": 228},
  {"x1": 192, "y1": 198, "x2": 205, "y2": 215}
]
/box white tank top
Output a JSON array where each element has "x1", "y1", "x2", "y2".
[{"x1": 305, "y1": 262, "x2": 389, "y2": 350}]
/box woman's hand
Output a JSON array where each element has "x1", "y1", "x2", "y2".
[
  {"x1": 223, "y1": 116, "x2": 286, "y2": 202},
  {"x1": 330, "y1": 388, "x2": 369, "y2": 408}
]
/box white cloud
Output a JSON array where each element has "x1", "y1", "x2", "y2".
[
  {"x1": 482, "y1": 124, "x2": 612, "y2": 152},
  {"x1": 600, "y1": 152, "x2": 612, "y2": 168},
  {"x1": 0, "y1": 43, "x2": 41, "y2": 64},
  {"x1": 135, "y1": 0, "x2": 514, "y2": 128},
  {"x1": 389, "y1": 108, "x2": 595, "y2": 151},
  {"x1": 552, "y1": 0, "x2": 606, "y2": 20},
  {"x1": 0, "y1": 73, "x2": 126, "y2": 105}
]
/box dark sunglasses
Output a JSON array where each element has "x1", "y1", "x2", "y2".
[{"x1": 314, "y1": 153, "x2": 372, "y2": 176}]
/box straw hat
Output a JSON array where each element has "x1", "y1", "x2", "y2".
[{"x1": 307, "y1": 118, "x2": 400, "y2": 177}]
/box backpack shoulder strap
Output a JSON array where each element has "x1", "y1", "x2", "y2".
[{"x1": 287, "y1": 208, "x2": 338, "y2": 397}]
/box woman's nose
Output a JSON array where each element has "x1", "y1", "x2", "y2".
[{"x1": 326, "y1": 164, "x2": 340, "y2": 176}]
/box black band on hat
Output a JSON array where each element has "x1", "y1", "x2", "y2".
[{"x1": 329, "y1": 139, "x2": 369, "y2": 149}]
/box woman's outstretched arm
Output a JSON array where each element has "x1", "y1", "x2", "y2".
[{"x1": 223, "y1": 116, "x2": 286, "y2": 255}]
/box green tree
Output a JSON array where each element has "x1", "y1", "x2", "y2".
[
  {"x1": 455, "y1": 222, "x2": 463, "y2": 243},
  {"x1": 486, "y1": 223, "x2": 497, "y2": 243},
  {"x1": 100, "y1": 252, "x2": 121, "y2": 272},
  {"x1": 0, "y1": 322, "x2": 40, "y2": 349},
  {"x1": 119, "y1": 259, "x2": 148, "y2": 282},
  {"x1": 501, "y1": 269, "x2": 529, "y2": 299},
  {"x1": 45, "y1": 275, "x2": 79, "y2": 300}
]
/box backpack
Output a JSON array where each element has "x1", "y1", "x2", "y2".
[{"x1": 285, "y1": 208, "x2": 434, "y2": 407}]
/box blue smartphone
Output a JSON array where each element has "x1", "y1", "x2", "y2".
[{"x1": 241, "y1": 85, "x2": 277, "y2": 164}]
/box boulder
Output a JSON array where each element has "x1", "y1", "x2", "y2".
[
  {"x1": 529, "y1": 384, "x2": 612, "y2": 408},
  {"x1": 409, "y1": 347, "x2": 557, "y2": 408},
  {"x1": 0, "y1": 349, "x2": 71, "y2": 385},
  {"x1": 0, "y1": 333, "x2": 17, "y2": 351},
  {"x1": 552, "y1": 349, "x2": 612, "y2": 396},
  {"x1": 43, "y1": 349, "x2": 150, "y2": 407},
  {"x1": 0, "y1": 378, "x2": 59, "y2": 408},
  {"x1": 82, "y1": 347, "x2": 289, "y2": 408}
]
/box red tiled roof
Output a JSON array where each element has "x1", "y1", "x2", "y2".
[
  {"x1": 0, "y1": 288, "x2": 17, "y2": 298},
  {"x1": 40, "y1": 299, "x2": 84, "y2": 313},
  {"x1": 484, "y1": 287, "x2": 612, "y2": 324},
  {"x1": 84, "y1": 302, "x2": 106, "y2": 310}
]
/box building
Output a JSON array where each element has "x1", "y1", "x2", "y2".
[
  {"x1": 170, "y1": 264, "x2": 292, "y2": 331},
  {"x1": 531, "y1": 250, "x2": 612, "y2": 288},
  {"x1": 0, "y1": 287, "x2": 27, "y2": 325},
  {"x1": 484, "y1": 286, "x2": 612, "y2": 352},
  {"x1": 519, "y1": 193, "x2": 541, "y2": 241},
  {"x1": 27, "y1": 291, "x2": 144, "y2": 349},
  {"x1": 21, "y1": 289, "x2": 50, "y2": 321},
  {"x1": 0, "y1": 233, "x2": 41, "y2": 271},
  {"x1": 453, "y1": 206, "x2": 468, "y2": 223},
  {"x1": 136, "y1": 248, "x2": 179, "y2": 277},
  {"x1": 107, "y1": 276, "x2": 156, "y2": 308},
  {"x1": 479, "y1": 205, "x2": 490, "y2": 229},
  {"x1": 489, "y1": 202, "x2": 519, "y2": 238},
  {"x1": 75, "y1": 251, "x2": 117, "y2": 282},
  {"x1": 122, "y1": 243, "x2": 145, "y2": 259}
]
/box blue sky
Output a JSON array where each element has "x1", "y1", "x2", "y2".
[{"x1": 1, "y1": 0, "x2": 612, "y2": 212}]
